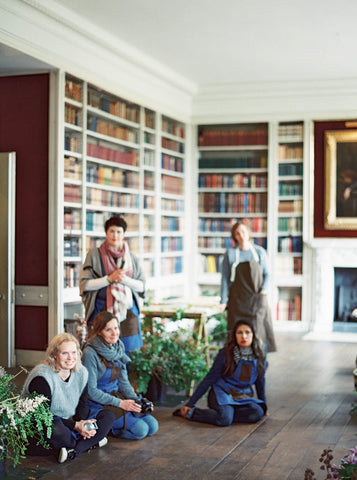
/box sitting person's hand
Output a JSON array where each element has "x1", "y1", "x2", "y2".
[
  {"x1": 180, "y1": 406, "x2": 192, "y2": 418},
  {"x1": 120, "y1": 399, "x2": 142, "y2": 413},
  {"x1": 75, "y1": 419, "x2": 97, "y2": 439}
]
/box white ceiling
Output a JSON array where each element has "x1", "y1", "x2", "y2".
[{"x1": 49, "y1": 0, "x2": 357, "y2": 87}]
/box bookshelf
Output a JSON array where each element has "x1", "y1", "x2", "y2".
[
  {"x1": 61, "y1": 74, "x2": 187, "y2": 322},
  {"x1": 274, "y1": 121, "x2": 304, "y2": 322},
  {"x1": 197, "y1": 123, "x2": 269, "y2": 290}
]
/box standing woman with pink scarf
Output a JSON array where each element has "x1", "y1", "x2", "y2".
[{"x1": 80, "y1": 215, "x2": 145, "y2": 354}]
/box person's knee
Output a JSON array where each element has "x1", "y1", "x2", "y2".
[
  {"x1": 129, "y1": 420, "x2": 150, "y2": 439},
  {"x1": 216, "y1": 412, "x2": 233, "y2": 426},
  {"x1": 144, "y1": 415, "x2": 159, "y2": 436}
]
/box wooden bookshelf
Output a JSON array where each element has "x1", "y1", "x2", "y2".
[{"x1": 197, "y1": 123, "x2": 268, "y2": 286}]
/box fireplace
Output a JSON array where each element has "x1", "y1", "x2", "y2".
[
  {"x1": 305, "y1": 239, "x2": 357, "y2": 339},
  {"x1": 334, "y1": 267, "x2": 357, "y2": 323}
]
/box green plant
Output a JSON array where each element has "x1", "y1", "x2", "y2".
[
  {"x1": 209, "y1": 312, "x2": 228, "y2": 345},
  {"x1": 0, "y1": 366, "x2": 53, "y2": 468},
  {"x1": 129, "y1": 316, "x2": 209, "y2": 395}
]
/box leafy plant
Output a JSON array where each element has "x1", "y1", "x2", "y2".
[
  {"x1": 129, "y1": 315, "x2": 209, "y2": 395},
  {"x1": 0, "y1": 366, "x2": 53, "y2": 468}
]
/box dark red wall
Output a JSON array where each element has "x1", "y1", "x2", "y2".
[
  {"x1": 314, "y1": 120, "x2": 357, "y2": 238},
  {"x1": 0, "y1": 74, "x2": 49, "y2": 350}
]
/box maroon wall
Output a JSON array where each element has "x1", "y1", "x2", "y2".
[
  {"x1": 0, "y1": 74, "x2": 49, "y2": 350},
  {"x1": 314, "y1": 120, "x2": 357, "y2": 238}
]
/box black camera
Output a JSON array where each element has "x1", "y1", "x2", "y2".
[
  {"x1": 135, "y1": 397, "x2": 152, "y2": 414},
  {"x1": 84, "y1": 421, "x2": 98, "y2": 431}
]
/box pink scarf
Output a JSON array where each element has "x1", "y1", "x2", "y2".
[{"x1": 99, "y1": 240, "x2": 133, "y2": 320}]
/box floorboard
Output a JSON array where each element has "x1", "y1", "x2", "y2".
[{"x1": 4, "y1": 332, "x2": 357, "y2": 479}]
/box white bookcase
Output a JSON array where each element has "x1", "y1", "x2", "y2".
[{"x1": 60, "y1": 73, "x2": 188, "y2": 324}]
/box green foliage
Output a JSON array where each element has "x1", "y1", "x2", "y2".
[
  {"x1": 129, "y1": 316, "x2": 209, "y2": 395},
  {"x1": 0, "y1": 366, "x2": 53, "y2": 468},
  {"x1": 209, "y1": 313, "x2": 228, "y2": 345}
]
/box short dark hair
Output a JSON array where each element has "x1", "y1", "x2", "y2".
[{"x1": 104, "y1": 215, "x2": 127, "y2": 232}]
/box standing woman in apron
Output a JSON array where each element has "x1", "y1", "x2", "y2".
[
  {"x1": 174, "y1": 319, "x2": 267, "y2": 426},
  {"x1": 220, "y1": 221, "x2": 277, "y2": 352}
]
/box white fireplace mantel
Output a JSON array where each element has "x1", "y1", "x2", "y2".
[{"x1": 303, "y1": 238, "x2": 357, "y2": 342}]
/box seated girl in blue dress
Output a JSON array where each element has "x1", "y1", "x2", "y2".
[
  {"x1": 82, "y1": 311, "x2": 159, "y2": 440},
  {"x1": 174, "y1": 318, "x2": 268, "y2": 426}
]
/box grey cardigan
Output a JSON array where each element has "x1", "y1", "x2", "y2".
[{"x1": 79, "y1": 247, "x2": 145, "y2": 323}]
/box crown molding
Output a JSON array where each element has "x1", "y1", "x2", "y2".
[
  {"x1": 192, "y1": 79, "x2": 357, "y2": 123},
  {"x1": 0, "y1": 0, "x2": 196, "y2": 119}
]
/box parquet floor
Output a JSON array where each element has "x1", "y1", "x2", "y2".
[{"x1": 4, "y1": 332, "x2": 357, "y2": 480}]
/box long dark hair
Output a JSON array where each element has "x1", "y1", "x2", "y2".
[
  {"x1": 89, "y1": 311, "x2": 119, "y2": 341},
  {"x1": 223, "y1": 319, "x2": 266, "y2": 378}
]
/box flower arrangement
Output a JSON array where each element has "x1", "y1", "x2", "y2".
[
  {"x1": 304, "y1": 447, "x2": 357, "y2": 480},
  {"x1": 0, "y1": 366, "x2": 53, "y2": 469}
]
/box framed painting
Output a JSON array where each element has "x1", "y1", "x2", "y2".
[{"x1": 324, "y1": 129, "x2": 357, "y2": 230}]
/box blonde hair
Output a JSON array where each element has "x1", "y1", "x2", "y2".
[{"x1": 43, "y1": 333, "x2": 82, "y2": 372}]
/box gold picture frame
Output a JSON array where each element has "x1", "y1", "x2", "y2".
[{"x1": 324, "y1": 129, "x2": 357, "y2": 230}]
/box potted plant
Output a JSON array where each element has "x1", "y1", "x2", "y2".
[
  {"x1": 0, "y1": 366, "x2": 53, "y2": 474},
  {"x1": 129, "y1": 315, "x2": 209, "y2": 400}
]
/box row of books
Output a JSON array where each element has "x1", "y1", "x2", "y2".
[
  {"x1": 65, "y1": 77, "x2": 82, "y2": 102},
  {"x1": 88, "y1": 116, "x2": 139, "y2": 144},
  {"x1": 161, "y1": 154, "x2": 184, "y2": 173},
  {"x1": 161, "y1": 256, "x2": 183, "y2": 275},
  {"x1": 276, "y1": 295, "x2": 301, "y2": 321},
  {"x1": 161, "y1": 174, "x2": 184, "y2": 195},
  {"x1": 64, "y1": 237, "x2": 81, "y2": 257},
  {"x1": 87, "y1": 165, "x2": 139, "y2": 189},
  {"x1": 87, "y1": 141, "x2": 139, "y2": 166},
  {"x1": 143, "y1": 237, "x2": 154, "y2": 253},
  {"x1": 277, "y1": 235, "x2": 303, "y2": 253},
  {"x1": 144, "y1": 150, "x2": 155, "y2": 167},
  {"x1": 86, "y1": 212, "x2": 139, "y2": 232},
  {"x1": 143, "y1": 215, "x2": 154, "y2": 230},
  {"x1": 198, "y1": 127, "x2": 268, "y2": 147},
  {"x1": 65, "y1": 104, "x2": 80, "y2": 126},
  {"x1": 87, "y1": 188, "x2": 139, "y2": 209},
  {"x1": 161, "y1": 137, "x2": 184, "y2": 154},
  {"x1": 199, "y1": 156, "x2": 267, "y2": 169},
  {"x1": 199, "y1": 173, "x2": 267, "y2": 189},
  {"x1": 161, "y1": 216, "x2": 183, "y2": 231},
  {"x1": 84, "y1": 236, "x2": 139, "y2": 254},
  {"x1": 278, "y1": 123, "x2": 303, "y2": 141},
  {"x1": 143, "y1": 258, "x2": 154, "y2": 278},
  {"x1": 64, "y1": 156, "x2": 81, "y2": 181},
  {"x1": 199, "y1": 217, "x2": 267, "y2": 234},
  {"x1": 65, "y1": 134, "x2": 81, "y2": 153},
  {"x1": 275, "y1": 255, "x2": 303, "y2": 276},
  {"x1": 144, "y1": 131, "x2": 155, "y2": 145},
  {"x1": 278, "y1": 146, "x2": 303, "y2": 163},
  {"x1": 162, "y1": 118, "x2": 185, "y2": 139},
  {"x1": 278, "y1": 199, "x2": 303, "y2": 214},
  {"x1": 64, "y1": 185, "x2": 81, "y2": 203},
  {"x1": 87, "y1": 89, "x2": 140, "y2": 123},
  {"x1": 64, "y1": 210, "x2": 81, "y2": 230},
  {"x1": 144, "y1": 195, "x2": 155, "y2": 209},
  {"x1": 198, "y1": 236, "x2": 232, "y2": 249},
  {"x1": 279, "y1": 181, "x2": 303, "y2": 196},
  {"x1": 198, "y1": 192, "x2": 267, "y2": 214},
  {"x1": 278, "y1": 216, "x2": 302, "y2": 232},
  {"x1": 63, "y1": 263, "x2": 81, "y2": 288},
  {"x1": 161, "y1": 198, "x2": 184, "y2": 212},
  {"x1": 278, "y1": 162, "x2": 303, "y2": 176},
  {"x1": 161, "y1": 236, "x2": 183, "y2": 252},
  {"x1": 145, "y1": 110, "x2": 155, "y2": 130},
  {"x1": 144, "y1": 173, "x2": 155, "y2": 191},
  {"x1": 200, "y1": 254, "x2": 223, "y2": 274}
]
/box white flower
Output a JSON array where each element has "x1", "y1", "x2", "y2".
[{"x1": 0, "y1": 366, "x2": 6, "y2": 379}]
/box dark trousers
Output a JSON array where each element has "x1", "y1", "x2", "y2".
[
  {"x1": 189, "y1": 389, "x2": 265, "y2": 426},
  {"x1": 27, "y1": 409, "x2": 115, "y2": 456}
]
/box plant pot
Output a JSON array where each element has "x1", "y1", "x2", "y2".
[{"x1": 145, "y1": 376, "x2": 167, "y2": 403}]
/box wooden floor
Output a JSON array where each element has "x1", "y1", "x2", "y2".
[{"x1": 5, "y1": 332, "x2": 357, "y2": 480}]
